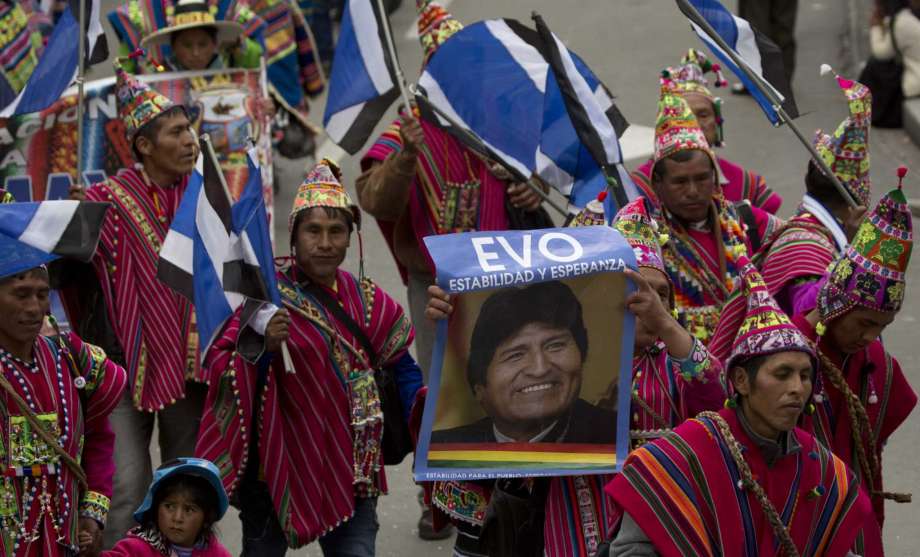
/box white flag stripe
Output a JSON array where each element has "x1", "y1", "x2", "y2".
[
  {"x1": 485, "y1": 20, "x2": 548, "y2": 94},
  {"x1": 159, "y1": 231, "x2": 194, "y2": 274},
  {"x1": 352, "y1": 0, "x2": 394, "y2": 95},
  {"x1": 325, "y1": 102, "x2": 365, "y2": 143},
  {"x1": 551, "y1": 34, "x2": 621, "y2": 164},
  {"x1": 420, "y1": 75, "x2": 533, "y2": 178},
  {"x1": 19, "y1": 201, "x2": 79, "y2": 252},
  {"x1": 195, "y1": 187, "x2": 234, "y2": 289},
  {"x1": 690, "y1": 22, "x2": 784, "y2": 103},
  {"x1": 88, "y1": 0, "x2": 104, "y2": 48},
  {"x1": 535, "y1": 147, "x2": 575, "y2": 198}
]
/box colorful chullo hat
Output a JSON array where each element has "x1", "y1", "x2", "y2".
[
  {"x1": 417, "y1": 0, "x2": 463, "y2": 66},
  {"x1": 289, "y1": 158, "x2": 361, "y2": 231},
  {"x1": 817, "y1": 168, "x2": 913, "y2": 329},
  {"x1": 567, "y1": 191, "x2": 608, "y2": 228},
  {"x1": 813, "y1": 71, "x2": 873, "y2": 207},
  {"x1": 613, "y1": 197, "x2": 668, "y2": 277},
  {"x1": 719, "y1": 256, "x2": 816, "y2": 370},
  {"x1": 115, "y1": 56, "x2": 177, "y2": 139},
  {"x1": 664, "y1": 49, "x2": 728, "y2": 146},
  {"x1": 652, "y1": 79, "x2": 721, "y2": 179}
]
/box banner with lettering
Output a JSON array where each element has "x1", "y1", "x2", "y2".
[
  {"x1": 415, "y1": 226, "x2": 636, "y2": 481},
  {"x1": 0, "y1": 68, "x2": 273, "y2": 220}
]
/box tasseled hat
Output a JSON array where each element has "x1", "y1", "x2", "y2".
[
  {"x1": 115, "y1": 52, "x2": 177, "y2": 139},
  {"x1": 717, "y1": 257, "x2": 816, "y2": 371},
  {"x1": 140, "y1": 0, "x2": 244, "y2": 50},
  {"x1": 613, "y1": 197, "x2": 668, "y2": 277},
  {"x1": 289, "y1": 158, "x2": 361, "y2": 231},
  {"x1": 816, "y1": 167, "x2": 913, "y2": 329},
  {"x1": 417, "y1": 0, "x2": 463, "y2": 66},
  {"x1": 652, "y1": 79, "x2": 721, "y2": 180},
  {"x1": 813, "y1": 67, "x2": 873, "y2": 207},
  {"x1": 663, "y1": 49, "x2": 728, "y2": 146},
  {"x1": 567, "y1": 191, "x2": 608, "y2": 228}
]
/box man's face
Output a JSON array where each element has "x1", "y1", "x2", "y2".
[
  {"x1": 652, "y1": 150, "x2": 716, "y2": 223},
  {"x1": 634, "y1": 267, "x2": 672, "y2": 350},
  {"x1": 474, "y1": 322, "x2": 584, "y2": 441},
  {"x1": 293, "y1": 208, "x2": 351, "y2": 286},
  {"x1": 827, "y1": 307, "x2": 896, "y2": 354},
  {"x1": 171, "y1": 28, "x2": 218, "y2": 71},
  {"x1": 733, "y1": 351, "x2": 813, "y2": 438},
  {"x1": 136, "y1": 111, "x2": 196, "y2": 178},
  {"x1": 684, "y1": 93, "x2": 718, "y2": 147},
  {"x1": 0, "y1": 272, "x2": 50, "y2": 350}
]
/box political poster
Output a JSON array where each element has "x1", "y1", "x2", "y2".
[
  {"x1": 0, "y1": 68, "x2": 273, "y2": 220},
  {"x1": 415, "y1": 226, "x2": 636, "y2": 481}
]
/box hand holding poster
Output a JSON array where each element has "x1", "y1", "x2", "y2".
[{"x1": 415, "y1": 226, "x2": 636, "y2": 481}]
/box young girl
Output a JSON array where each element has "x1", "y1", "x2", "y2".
[{"x1": 104, "y1": 458, "x2": 232, "y2": 557}]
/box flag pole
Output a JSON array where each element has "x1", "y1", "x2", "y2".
[
  {"x1": 677, "y1": 0, "x2": 859, "y2": 208},
  {"x1": 374, "y1": 0, "x2": 413, "y2": 110},
  {"x1": 76, "y1": 0, "x2": 87, "y2": 188}
]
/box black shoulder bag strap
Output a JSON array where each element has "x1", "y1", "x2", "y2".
[{"x1": 302, "y1": 281, "x2": 378, "y2": 366}]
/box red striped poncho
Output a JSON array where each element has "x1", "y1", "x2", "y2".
[
  {"x1": 85, "y1": 168, "x2": 201, "y2": 412},
  {"x1": 1, "y1": 333, "x2": 127, "y2": 556},
  {"x1": 793, "y1": 314, "x2": 916, "y2": 555},
  {"x1": 608, "y1": 408, "x2": 874, "y2": 557},
  {"x1": 631, "y1": 156, "x2": 782, "y2": 214},
  {"x1": 361, "y1": 117, "x2": 511, "y2": 278},
  {"x1": 195, "y1": 267, "x2": 413, "y2": 548}
]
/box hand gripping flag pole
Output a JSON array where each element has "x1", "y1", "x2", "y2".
[{"x1": 676, "y1": 0, "x2": 858, "y2": 208}]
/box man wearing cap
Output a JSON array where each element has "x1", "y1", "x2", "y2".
[
  {"x1": 760, "y1": 74, "x2": 873, "y2": 316},
  {"x1": 638, "y1": 78, "x2": 781, "y2": 346},
  {"x1": 792, "y1": 176, "x2": 916, "y2": 555},
  {"x1": 66, "y1": 60, "x2": 203, "y2": 547},
  {"x1": 607, "y1": 260, "x2": 875, "y2": 556},
  {"x1": 419, "y1": 196, "x2": 725, "y2": 557},
  {"x1": 195, "y1": 159, "x2": 423, "y2": 555},
  {"x1": 631, "y1": 49, "x2": 782, "y2": 215},
  {"x1": 0, "y1": 253, "x2": 127, "y2": 556}
]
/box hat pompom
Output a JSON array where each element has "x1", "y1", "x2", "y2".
[
  {"x1": 897, "y1": 165, "x2": 908, "y2": 189},
  {"x1": 129, "y1": 48, "x2": 146, "y2": 60},
  {"x1": 820, "y1": 63, "x2": 833, "y2": 77},
  {"x1": 597, "y1": 190, "x2": 608, "y2": 202}
]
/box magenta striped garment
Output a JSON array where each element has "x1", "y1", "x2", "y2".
[
  {"x1": 760, "y1": 211, "x2": 839, "y2": 301},
  {"x1": 1, "y1": 333, "x2": 127, "y2": 556},
  {"x1": 361, "y1": 117, "x2": 511, "y2": 275},
  {"x1": 195, "y1": 267, "x2": 413, "y2": 548},
  {"x1": 85, "y1": 167, "x2": 201, "y2": 412}
]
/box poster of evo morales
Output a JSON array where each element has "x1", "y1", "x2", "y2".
[{"x1": 415, "y1": 227, "x2": 636, "y2": 481}]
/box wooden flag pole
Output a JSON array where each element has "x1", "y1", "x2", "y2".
[
  {"x1": 676, "y1": 0, "x2": 859, "y2": 208},
  {"x1": 374, "y1": 0, "x2": 413, "y2": 110}
]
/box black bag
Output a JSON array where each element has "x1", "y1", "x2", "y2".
[
  {"x1": 305, "y1": 283, "x2": 415, "y2": 465},
  {"x1": 860, "y1": 18, "x2": 904, "y2": 128},
  {"x1": 479, "y1": 478, "x2": 550, "y2": 557}
]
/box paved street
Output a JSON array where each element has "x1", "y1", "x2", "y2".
[{"x1": 97, "y1": 0, "x2": 920, "y2": 554}]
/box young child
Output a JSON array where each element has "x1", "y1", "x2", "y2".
[{"x1": 104, "y1": 458, "x2": 232, "y2": 557}]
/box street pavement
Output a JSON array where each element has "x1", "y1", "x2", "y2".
[{"x1": 96, "y1": 0, "x2": 920, "y2": 554}]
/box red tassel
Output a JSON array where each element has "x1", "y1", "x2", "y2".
[
  {"x1": 129, "y1": 48, "x2": 146, "y2": 60},
  {"x1": 597, "y1": 190, "x2": 608, "y2": 202},
  {"x1": 897, "y1": 166, "x2": 908, "y2": 189}
]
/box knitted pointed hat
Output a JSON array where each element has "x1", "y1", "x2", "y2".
[
  {"x1": 664, "y1": 49, "x2": 727, "y2": 146},
  {"x1": 652, "y1": 79, "x2": 720, "y2": 178},
  {"x1": 720, "y1": 257, "x2": 815, "y2": 370},
  {"x1": 813, "y1": 73, "x2": 873, "y2": 206},
  {"x1": 612, "y1": 196, "x2": 668, "y2": 277},
  {"x1": 289, "y1": 158, "x2": 360, "y2": 231},
  {"x1": 817, "y1": 168, "x2": 913, "y2": 326},
  {"x1": 567, "y1": 191, "x2": 608, "y2": 228},
  {"x1": 115, "y1": 56, "x2": 177, "y2": 139},
  {"x1": 417, "y1": 0, "x2": 463, "y2": 65}
]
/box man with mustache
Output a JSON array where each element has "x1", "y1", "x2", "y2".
[
  {"x1": 67, "y1": 59, "x2": 203, "y2": 546},
  {"x1": 791, "y1": 176, "x2": 916, "y2": 556},
  {"x1": 607, "y1": 261, "x2": 876, "y2": 557}
]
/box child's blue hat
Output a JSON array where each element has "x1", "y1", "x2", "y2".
[{"x1": 133, "y1": 457, "x2": 229, "y2": 523}]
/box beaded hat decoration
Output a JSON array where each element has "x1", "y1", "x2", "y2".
[
  {"x1": 567, "y1": 191, "x2": 608, "y2": 228},
  {"x1": 114, "y1": 54, "x2": 177, "y2": 139},
  {"x1": 724, "y1": 257, "x2": 815, "y2": 371},
  {"x1": 612, "y1": 196, "x2": 668, "y2": 277},
  {"x1": 663, "y1": 49, "x2": 727, "y2": 146},
  {"x1": 817, "y1": 167, "x2": 913, "y2": 327},
  {"x1": 289, "y1": 158, "x2": 360, "y2": 231},
  {"x1": 417, "y1": 0, "x2": 463, "y2": 66},
  {"x1": 140, "y1": 0, "x2": 244, "y2": 50},
  {"x1": 652, "y1": 79, "x2": 721, "y2": 179},
  {"x1": 813, "y1": 67, "x2": 873, "y2": 207}
]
